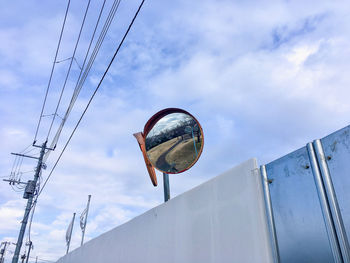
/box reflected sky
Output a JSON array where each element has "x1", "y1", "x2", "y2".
[{"x1": 147, "y1": 113, "x2": 192, "y2": 137}]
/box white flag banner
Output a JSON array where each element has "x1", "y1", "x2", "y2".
[
  {"x1": 80, "y1": 195, "x2": 91, "y2": 247},
  {"x1": 65, "y1": 215, "x2": 74, "y2": 245},
  {"x1": 80, "y1": 208, "x2": 87, "y2": 230}
]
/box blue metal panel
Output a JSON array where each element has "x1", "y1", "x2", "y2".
[
  {"x1": 321, "y1": 125, "x2": 350, "y2": 253},
  {"x1": 266, "y1": 147, "x2": 335, "y2": 263}
]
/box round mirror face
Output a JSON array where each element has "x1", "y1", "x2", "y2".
[{"x1": 145, "y1": 112, "x2": 203, "y2": 174}]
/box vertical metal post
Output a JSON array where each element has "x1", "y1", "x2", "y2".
[
  {"x1": 313, "y1": 139, "x2": 350, "y2": 262},
  {"x1": 81, "y1": 195, "x2": 91, "y2": 246},
  {"x1": 12, "y1": 142, "x2": 47, "y2": 263},
  {"x1": 66, "y1": 213, "x2": 76, "y2": 254},
  {"x1": 163, "y1": 173, "x2": 170, "y2": 202},
  {"x1": 0, "y1": 242, "x2": 9, "y2": 263},
  {"x1": 307, "y1": 142, "x2": 343, "y2": 263},
  {"x1": 260, "y1": 165, "x2": 280, "y2": 263}
]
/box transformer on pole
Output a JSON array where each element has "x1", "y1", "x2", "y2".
[{"x1": 11, "y1": 141, "x2": 50, "y2": 263}]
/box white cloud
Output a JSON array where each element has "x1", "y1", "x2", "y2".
[{"x1": 0, "y1": 200, "x2": 26, "y2": 234}]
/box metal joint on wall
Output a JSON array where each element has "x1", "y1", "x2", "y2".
[
  {"x1": 313, "y1": 139, "x2": 350, "y2": 263},
  {"x1": 260, "y1": 165, "x2": 280, "y2": 263},
  {"x1": 307, "y1": 142, "x2": 343, "y2": 263}
]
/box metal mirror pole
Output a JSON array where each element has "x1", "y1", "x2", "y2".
[{"x1": 163, "y1": 173, "x2": 170, "y2": 202}]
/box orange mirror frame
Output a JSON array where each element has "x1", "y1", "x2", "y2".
[{"x1": 133, "y1": 131, "x2": 158, "y2": 186}]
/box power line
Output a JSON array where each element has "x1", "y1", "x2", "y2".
[
  {"x1": 33, "y1": 0, "x2": 71, "y2": 144},
  {"x1": 13, "y1": 156, "x2": 24, "y2": 182},
  {"x1": 38, "y1": 0, "x2": 146, "y2": 199},
  {"x1": 45, "y1": 0, "x2": 92, "y2": 141},
  {"x1": 19, "y1": 0, "x2": 120, "y2": 238},
  {"x1": 7, "y1": 0, "x2": 108, "y2": 241},
  {"x1": 22, "y1": 148, "x2": 38, "y2": 155},
  {"x1": 10, "y1": 1, "x2": 146, "y2": 259},
  {"x1": 9, "y1": 144, "x2": 32, "y2": 179},
  {"x1": 27, "y1": 199, "x2": 37, "y2": 244},
  {"x1": 55, "y1": 57, "x2": 73, "y2": 64},
  {"x1": 46, "y1": 0, "x2": 112, "y2": 155},
  {"x1": 16, "y1": 0, "x2": 142, "y2": 236},
  {"x1": 6, "y1": 148, "x2": 39, "y2": 193},
  {"x1": 20, "y1": 144, "x2": 33, "y2": 154},
  {"x1": 73, "y1": 57, "x2": 82, "y2": 70},
  {"x1": 9, "y1": 155, "x2": 19, "y2": 178},
  {"x1": 46, "y1": 0, "x2": 120, "y2": 154}
]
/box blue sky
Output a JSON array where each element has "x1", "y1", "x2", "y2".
[{"x1": 1, "y1": 0, "x2": 350, "y2": 261}]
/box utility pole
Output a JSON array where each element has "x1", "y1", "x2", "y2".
[
  {"x1": 12, "y1": 141, "x2": 49, "y2": 263},
  {"x1": 0, "y1": 241, "x2": 10, "y2": 263}
]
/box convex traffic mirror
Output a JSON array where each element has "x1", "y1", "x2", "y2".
[{"x1": 133, "y1": 108, "x2": 204, "y2": 186}]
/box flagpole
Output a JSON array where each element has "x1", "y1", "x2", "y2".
[
  {"x1": 66, "y1": 213, "x2": 76, "y2": 255},
  {"x1": 81, "y1": 195, "x2": 91, "y2": 246}
]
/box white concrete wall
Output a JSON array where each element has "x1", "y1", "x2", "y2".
[{"x1": 56, "y1": 159, "x2": 273, "y2": 263}]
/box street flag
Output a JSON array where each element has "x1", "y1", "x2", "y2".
[
  {"x1": 80, "y1": 208, "x2": 87, "y2": 230},
  {"x1": 65, "y1": 213, "x2": 76, "y2": 254},
  {"x1": 80, "y1": 195, "x2": 91, "y2": 246}
]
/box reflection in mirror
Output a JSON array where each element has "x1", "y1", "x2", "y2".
[{"x1": 145, "y1": 112, "x2": 203, "y2": 174}]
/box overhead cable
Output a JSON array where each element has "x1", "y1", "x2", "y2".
[
  {"x1": 46, "y1": 0, "x2": 120, "y2": 156},
  {"x1": 38, "y1": 0, "x2": 146, "y2": 199},
  {"x1": 10, "y1": 155, "x2": 19, "y2": 179},
  {"x1": 33, "y1": 0, "x2": 71, "y2": 144},
  {"x1": 46, "y1": 0, "x2": 92, "y2": 141},
  {"x1": 19, "y1": 0, "x2": 132, "y2": 228},
  {"x1": 9, "y1": 0, "x2": 105, "y2": 232}
]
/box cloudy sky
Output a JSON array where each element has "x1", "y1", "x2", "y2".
[{"x1": 1, "y1": 0, "x2": 350, "y2": 261}]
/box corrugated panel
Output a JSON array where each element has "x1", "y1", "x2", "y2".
[
  {"x1": 321, "y1": 125, "x2": 350, "y2": 246},
  {"x1": 266, "y1": 147, "x2": 335, "y2": 263}
]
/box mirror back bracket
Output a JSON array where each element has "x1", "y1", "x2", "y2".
[{"x1": 133, "y1": 132, "x2": 158, "y2": 186}]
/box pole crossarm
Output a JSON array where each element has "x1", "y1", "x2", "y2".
[
  {"x1": 32, "y1": 144, "x2": 55, "y2": 151},
  {"x1": 11, "y1": 153, "x2": 39, "y2": 160},
  {"x1": 3, "y1": 179, "x2": 28, "y2": 185}
]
